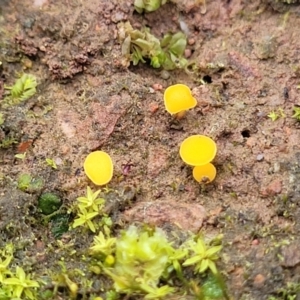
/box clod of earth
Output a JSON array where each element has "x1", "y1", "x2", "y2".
[
  {"x1": 179, "y1": 135, "x2": 217, "y2": 166},
  {"x1": 84, "y1": 151, "x2": 113, "y2": 185},
  {"x1": 164, "y1": 84, "x2": 197, "y2": 117},
  {"x1": 123, "y1": 200, "x2": 206, "y2": 232},
  {"x1": 193, "y1": 163, "x2": 217, "y2": 184}
]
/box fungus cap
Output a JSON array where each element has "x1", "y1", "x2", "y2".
[
  {"x1": 193, "y1": 163, "x2": 216, "y2": 184},
  {"x1": 179, "y1": 135, "x2": 217, "y2": 166},
  {"x1": 84, "y1": 151, "x2": 113, "y2": 185},
  {"x1": 164, "y1": 84, "x2": 197, "y2": 115}
]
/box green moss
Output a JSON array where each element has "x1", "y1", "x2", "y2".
[
  {"x1": 50, "y1": 213, "x2": 70, "y2": 239},
  {"x1": 17, "y1": 174, "x2": 44, "y2": 193},
  {"x1": 0, "y1": 136, "x2": 17, "y2": 148},
  {"x1": 0, "y1": 113, "x2": 4, "y2": 125},
  {"x1": 292, "y1": 106, "x2": 300, "y2": 121},
  {"x1": 38, "y1": 192, "x2": 62, "y2": 215},
  {"x1": 87, "y1": 225, "x2": 226, "y2": 299},
  {"x1": 201, "y1": 273, "x2": 227, "y2": 299},
  {"x1": 134, "y1": 0, "x2": 167, "y2": 13},
  {"x1": 102, "y1": 225, "x2": 175, "y2": 298},
  {"x1": 0, "y1": 188, "x2": 227, "y2": 299},
  {"x1": 4, "y1": 74, "x2": 37, "y2": 105},
  {"x1": 72, "y1": 186, "x2": 111, "y2": 234},
  {"x1": 0, "y1": 244, "x2": 39, "y2": 299}
]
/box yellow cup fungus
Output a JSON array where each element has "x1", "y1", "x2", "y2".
[
  {"x1": 164, "y1": 84, "x2": 197, "y2": 116},
  {"x1": 179, "y1": 135, "x2": 217, "y2": 166},
  {"x1": 193, "y1": 163, "x2": 216, "y2": 183},
  {"x1": 84, "y1": 151, "x2": 113, "y2": 185}
]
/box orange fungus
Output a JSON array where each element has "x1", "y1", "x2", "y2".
[
  {"x1": 179, "y1": 135, "x2": 217, "y2": 166},
  {"x1": 164, "y1": 84, "x2": 197, "y2": 115},
  {"x1": 193, "y1": 163, "x2": 217, "y2": 184},
  {"x1": 84, "y1": 151, "x2": 113, "y2": 185}
]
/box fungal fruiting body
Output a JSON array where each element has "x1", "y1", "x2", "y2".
[
  {"x1": 179, "y1": 135, "x2": 217, "y2": 183},
  {"x1": 193, "y1": 163, "x2": 216, "y2": 184},
  {"x1": 179, "y1": 135, "x2": 217, "y2": 166},
  {"x1": 164, "y1": 84, "x2": 197, "y2": 116},
  {"x1": 84, "y1": 151, "x2": 113, "y2": 185}
]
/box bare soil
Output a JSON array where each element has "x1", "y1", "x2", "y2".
[{"x1": 1, "y1": 0, "x2": 300, "y2": 299}]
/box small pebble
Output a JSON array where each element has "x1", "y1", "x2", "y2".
[
  {"x1": 149, "y1": 87, "x2": 155, "y2": 94},
  {"x1": 152, "y1": 83, "x2": 163, "y2": 91},
  {"x1": 54, "y1": 157, "x2": 63, "y2": 166},
  {"x1": 184, "y1": 48, "x2": 192, "y2": 58},
  {"x1": 253, "y1": 274, "x2": 265, "y2": 288},
  {"x1": 273, "y1": 162, "x2": 280, "y2": 173},
  {"x1": 149, "y1": 102, "x2": 159, "y2": 114},
  {"x1": 256, "y1": 154, "x2": 264, "y2": 161},
  {"x1": 188, "y1": 38, "x2": 195, "y2": 45},
  {"x1": 160, "y1": 70, "x2": 170, "y2": 80}
]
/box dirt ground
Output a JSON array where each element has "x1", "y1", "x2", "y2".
[{"x1": 1, "y1": 0, "x2": 300, "y2": 299}]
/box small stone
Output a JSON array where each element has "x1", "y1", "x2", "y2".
[
  {"x1": 54, "y1": 157, "x2": 63, "y2": 166},
  {"x1": 281, "y1": 243, "x2": 300, "y2": 267},
  {"x1": 188, "y1": 38, "x2": 195, "y2": 45},
  {"x1": 184, "y1": 48, "x2": 192, "y2": 58},
  {"x1": 246, "y1": 137, "x2": 256, "y2": 148},
  {"x1": 149, "y1": 87, "x2": 155, "y2": 94},
  {"x1": 253, "y1": 274, "x2": 265, "y2": 288},
  {"x1": 111, "y1": 12, "x2": 127, "y2": 23},
  {"x1": 261, "y1": 179, "x2": 282, "y2": 197},
  {"x1": 266, "y1": 179, "x2": 282, "y2": 195},
  {"x1": 39, "y1": 45, "x2": 46, "y2": 52},
  {"x1": 160, "y1": 70, "x2": 170, "y2": 80},
  {"x1": 149, "y1": 102, "x2": 159, "y2": 114},
  {"x1": 256, "y1": 154, "x2": 264, "y2": 161},
  {"x1": 273, "y1": 162, "x2": 280, "y2": 173},
  {"x1": 152, "y1": 83, "x2": 163, "y2": 91},
  {"x1": 61, "y1": 145, "x2": 70, "y2": 155}
]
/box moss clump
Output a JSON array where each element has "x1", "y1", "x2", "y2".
[
  {"x1": 17, "y1": 174, "x2": 44, "y2": 193},
  {"x1": 292, "y1": 106, "x2": 300, "y2": 121},
  {"x1": 38, "y1": 192, "x2": 62, "y2": 215},
  {"x1": 50, "y1": 213, "x2": 69, "y2": 239},
  {"x1": 87, "y1": 225, "x2": 225, "y2": 299},
  {"x1": 0, "y1": 243, "x2": 39, "y2": 299},
  {"x1": 3, "y1": 74, "x2": 37, "y2": 106},
  {"x1": 102, "y1": 225, "x2": 175, "y2": 298},
  {"x1": 134, "y1": 0, "x2": 167, "y2": 13}
]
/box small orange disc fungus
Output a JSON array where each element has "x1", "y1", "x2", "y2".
[
  {"x1": 164, "y1": 84, "x2": 197, "y2": 115},
  {"x1": 179, "y1": 135, "x2": 217, "y2": 166},
  {"x1": 193, "y1": 163, "x2": 216, "y2": 184},
  {"x1": 84, "y1": 151, "x2": 113, "y2": 185}
]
